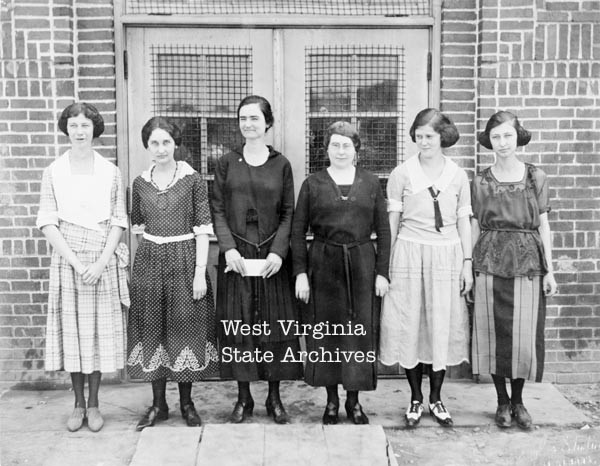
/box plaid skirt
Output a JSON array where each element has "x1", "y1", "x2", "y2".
[
  {"x1": 472, "y1": 272, "x2": 546, "y2": 382},
  {"x1": 45, "y1": 220, "x2": 129, "y2": 373}
]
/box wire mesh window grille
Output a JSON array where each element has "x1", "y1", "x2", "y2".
[
  {"x1": 127, "y1": 0, "x2": 430, "y2": 16},
  {"x1": 151, "y1": 45, "x2": 251, "y2": 181},
  {"x1": 306, "y1": 45, "x2": 405, "y2": 191}
]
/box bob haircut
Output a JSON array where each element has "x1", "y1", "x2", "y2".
[
  {"x1": 58, "y1": 102, "x2": 105, "y2": 139},
  {"x1": 478, "y1": 110, "x2": 531, "y2": 150},
  {"x1": 324, "y1": 121, "x2": 361, "y2": 152},
  {"x1": 237, "y1": 95, "x2": 274, "y2": 130},
  {"x1": 141, "y1": 116, "x2": 182, "y2": 149},
  {"x1": 409, "y1": 108, "x2": 459, "y2": 148}
]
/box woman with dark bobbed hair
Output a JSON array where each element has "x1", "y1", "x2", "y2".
[
  {"x1": 380, "y1": 108, "x2": 473, "y2": 428},
  {"x1": 291, "y1": 121, "x2": 390, "y2": 425},
  {"x1": 127, "y1": 116, "x2": 219, "y2": 430},
  {"x1": 212, "y1": 96, "x2": 302, "y2": 424},
  {"x1": 37, "y1": 102, "x2": 129, "y2": 432},
  {"x1": 471, "y1": 111, "x2": 557, "y2": 429}
]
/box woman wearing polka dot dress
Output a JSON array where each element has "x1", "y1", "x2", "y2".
[
  {"x1": 212, "y1": 95, "x2": 302, "y2": 424},
  {"x1": 127, "y1": 117, "x2": 219, "y2": 430}
]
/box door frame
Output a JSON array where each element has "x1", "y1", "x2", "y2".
[{"x1": 114, "y1": 0, "x2": 443, "y2": 184}]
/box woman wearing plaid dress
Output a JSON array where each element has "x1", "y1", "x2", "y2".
[{"x1": 37, "y1": 102, "x2": 130, "y2": 433}]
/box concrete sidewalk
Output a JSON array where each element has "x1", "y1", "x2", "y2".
[{"x1": 0, "y1": 379, "x2": 591, "y2": 465}]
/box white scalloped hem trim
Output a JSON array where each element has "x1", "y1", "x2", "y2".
[{"x1": 126, "y1": 342, "x2": 219, "y2": 372}]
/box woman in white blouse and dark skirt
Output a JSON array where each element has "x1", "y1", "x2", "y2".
[{"x1": 37, "y1": 102, "x2": 130, "y2": 433}]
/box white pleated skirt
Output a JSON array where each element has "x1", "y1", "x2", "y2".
[{"x1": 379, "y1": 238, "x2": 470, "y2": 371}]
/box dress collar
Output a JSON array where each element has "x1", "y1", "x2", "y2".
[
  {"x1": 406, "y1": 153, "x2": 458, "y2": 193},
  {"x1": 140, "y1": 161, "x2": 196, "y2": 183}
]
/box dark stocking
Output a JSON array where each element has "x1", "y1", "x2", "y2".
[
  {"x1": 151, "y1": 378, "x2": 168, "y2": 409},
  {"x1": 178, "y1": 382, "x2": 193, "y2": 407},
  {"x1": 237, "y1": 381, "x2": 252, "y2": 403},
  {"x1": 346, "y1": 390, "x2": 359, "y2": 407},
  {"x1": 267, "y1": 381, "x2": 281, "y2": 401},
  {"x1": 492, "y1": 374, "x2": 510, "y2": 405},
  {"x1": 404, "y1": 364, "x2": 424, "y2": 403},
  {"x1": 429, "y1": 369, "x2": 446, "y2": 404},
  {"x1": 70, "y1": 372, "x2": 86, "y2": 408},
  {"x1": 510, "y1": 378, "x2": 525, "y2": 405},
  {"x1": 87, "y1": 371, "x2": 102, "y2": 408},
  {"x1": 326, "y1": 385, "x2": 339, "y2": 406}
]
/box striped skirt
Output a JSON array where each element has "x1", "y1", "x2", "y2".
[{"x1": 472, "y1": 272, "x2": 546, "y2": 382}]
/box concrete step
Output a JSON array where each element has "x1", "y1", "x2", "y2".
[{"x1": 130, "y1": 424, "x2": 396, "y2": 466}]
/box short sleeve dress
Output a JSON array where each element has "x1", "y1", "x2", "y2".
[
  {"x1": 471, "y1": 163, "x2": 550, "y2": 382},
  {"x1": 37, "y1": 151, "x2": 130, "y2": 374},
  {"x1": 379, "y1": 154, "x2": 472, "y2": 371},
  {"x1": 126, "y1": 161, "x2": 219, "y2": 382}
]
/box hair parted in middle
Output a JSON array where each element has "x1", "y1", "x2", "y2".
[
  {"x1": 141, "y1": 116, "x2": 182, "y2": 149},
  {"x1": 409, "y1": 108, "x2": 460, "y2": 148},
  {"x1": 58, "y1": 102, "x2": 105, "y2": 139},
  {"x1": 478, "y1": 110, "x2": 532, "y2": 150},
  {"x1": 237, "y1": 95, "x2": 275, "y2": 130},
  {"x1": 324, "y1": 121, "x2": 361, "y2": 152}
]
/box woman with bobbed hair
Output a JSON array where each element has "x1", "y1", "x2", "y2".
[
  {"x1": 472, "y1": 111, "x2": 557, "y2": 429},
  {"x1": 37, "y1": 102, "x2": 129, "y2": 432},
  {"x1": 380, "y1": 108, "x2": 473, "y2": 428},
  {"x1": 127, "y1": 116, "x2": 219, "y2": 430},
  {"x1": 212, "y1": 95, "x2": 302, "y2": 424},
  {"x1": 291, "y1": 121, "x2": 390, "y2": 425}
]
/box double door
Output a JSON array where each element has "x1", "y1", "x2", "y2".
[{"x1": 125, "y1": 27, "x2": 430, "y2": 199}]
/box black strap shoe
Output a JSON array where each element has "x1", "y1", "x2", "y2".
[
  {"x1": 495, "y1": 404, "x2": 512, "y2": 428},
  {"x1": 229, "y1": 399, "x2": 254, "y2": 423},
  {"x1": 181, "y1": 403, "x2": 202, "y2": 427},
  {"x1": 345, "y1": 401, "x2": 369, "y2": 425},
  {"x1": 322, "y1": 402, "x2": 339, "y2": 425},
  {"x1": 511, "y1": 403, "x2": 532, "y2": 429},
  {"x1": 136, "y1": 405, "x2": 169, "y2": 431},
  {"x1": 266, "y1": 397, "x2": 290, "y2": 424}
]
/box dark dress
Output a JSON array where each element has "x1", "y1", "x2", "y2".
[
  {"x1": 291, "y1": 168, "x2": 391, "y2": 391},
  {"x1": 127, "y1": 162, "x2": 219, "y2": 382},
  {"x1": 471, "y1": 163, "x2": 550, "y2": 382},
  {"x1": 212, "y1": 146, "x2": 302, "y2": 381}
]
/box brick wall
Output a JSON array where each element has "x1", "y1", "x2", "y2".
[
  {"x1": 0, "y1": 0, "x2": 117, "y2": 387},
  {"x1": 0, "y1": 0, "x2": 598, "y2": 387},
  {"x1": 473, "y1": 0, "x2": 600, "y2": 383}
]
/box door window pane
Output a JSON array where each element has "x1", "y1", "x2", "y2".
[
  {"x1": 151, "y1": 45, "x2": 251, "y2": 179},
  {"x1": 306, "y1": 46, "x2": 405, "y2": 180}
]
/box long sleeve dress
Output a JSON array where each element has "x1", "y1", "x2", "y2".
[
  {"x1": 379, "y1": 154, "x2": 472, "y2": 371},
  {"x1": 471, "y1": 163, "x2": 550, "y2": 382},
  {"x1": 37, "y1": 151, "x2": 130, "y2": 374},
  {"x1": 291, "y1": 167, "x2": 390, "y2": 391},
  {"x1": 126, "y1": 161, "x2": 219, "y2": 382},
  {"x1": 212, "y1": 146, "x2": 302, "y2": 382}
]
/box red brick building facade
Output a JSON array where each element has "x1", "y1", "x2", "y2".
[{"x1": 0, "y1": 0, "x2": 599, "y2": 387}]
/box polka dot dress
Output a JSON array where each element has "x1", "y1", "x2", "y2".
[{"x1": 126, "y1": 162, "x2": 219, "y2": 382}]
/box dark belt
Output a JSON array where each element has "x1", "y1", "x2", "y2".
[
  {"x1": 482, "y1": 228, "x2": 536, "y2": 233},
  {"x1": 314, "y1": 235, "x2": 371, "y2": 319},
  {"x1": 231, "y1": 231, "x2": 277, "y2": 253}
]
